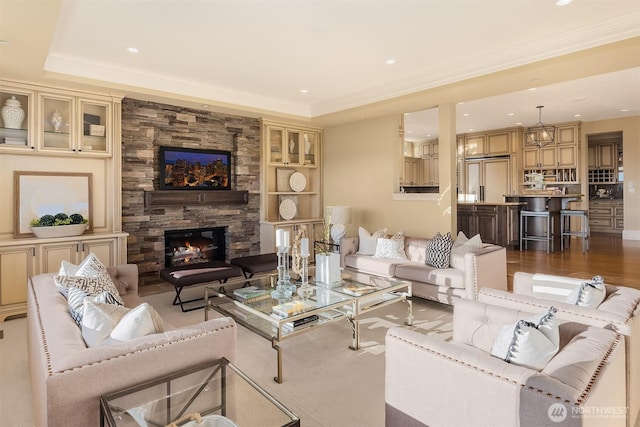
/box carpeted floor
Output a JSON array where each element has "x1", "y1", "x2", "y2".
[{"x1": 0, "y1": 288, "x2": 453, "y2": 427}]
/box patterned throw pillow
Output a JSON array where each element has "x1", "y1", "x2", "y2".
[
  {"x1": 373, "y1": 230, "x2": 407, "y2": 259},
  {"x1": 67, "y1": 286, "x2": 123, "y2": 326},
  {"x1": 424, "y1": 232, "x2": 453, "y2": 268},
  {"x1": 59, "y1": 253, "x2": 109, "y2": 278},
  {"x1": 55, "y1": 274, "x2": 125, "y2": 306}
]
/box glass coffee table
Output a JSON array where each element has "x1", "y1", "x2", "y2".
[
  {"x1": 205, "y1": 275, "x2": 412, "y2": 383},
  {"x1": 100, "y1": 358, "x2": 299, "y2": 427}
]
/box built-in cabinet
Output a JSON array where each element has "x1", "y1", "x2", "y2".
[
  {"x1": 463, "y1": 130, "x2": 511, "y2": 158},
  {"x1": 0, "y1": 79, "x2": 127, "y2": 321},
  {"x1": 420, "y1": 141, "x2": 439, "y2": 185},
  {"x1": 522, "y1": 122, "x2": 581, "y2": 185},
  {"x1": 1, "y1": 84, "x2": 113, "y2": 157},
  {"x1": 260, "y1": 120, "x2": 323, "y2": 252},
  {"x1": 589, "y1": 199, "x2": 623, "y2": 234},
  {"x1": 588, "y1": 142, "x2": 617, "y2": 184}
]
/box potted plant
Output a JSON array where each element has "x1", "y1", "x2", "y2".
[{"x1": 30, "y1": 213, "x2": 88, "y2": 238}]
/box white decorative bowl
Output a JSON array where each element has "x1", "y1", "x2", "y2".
[{"x1": 30, "y1": 223, "x2": 88, "y2": 238}]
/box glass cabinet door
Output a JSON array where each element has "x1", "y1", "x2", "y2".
[
  {"x1": 302, "y1": 131, "x2": 318, "y2": 166},
  {"x1": 285, "y1": 130, "x2": 301, "y2": 164},
  {"x1": 79, "y1": 100, "x2": 110, "y2": 154},
  {"x1": 40, "y1": 94, "x2": 74, "y2": 151},
  {"x1": 0, "y1": 89, "x2": 33, "y2": 149},
  {"x1": 268, "y1": 126, "x2": 285, "y2": 164}
]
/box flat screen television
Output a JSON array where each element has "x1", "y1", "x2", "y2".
[{"x1": 159, "y1": 146, "x2": 231, "y2": 190}]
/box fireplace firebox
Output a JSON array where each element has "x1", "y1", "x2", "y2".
[{"x1": 164, "y1": 227, "x2": 226, "y2": 267}]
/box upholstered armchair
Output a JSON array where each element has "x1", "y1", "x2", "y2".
[
  {"x1": 385, "y1": 299, "x2": 626, "y2": 427},
  {"x1": 478, "y1": 272, "x2": 640, "y2": 427}
]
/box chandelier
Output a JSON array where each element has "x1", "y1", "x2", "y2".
[{"x1": 525, "y1": 105, "x2": 556, "y2": 148}]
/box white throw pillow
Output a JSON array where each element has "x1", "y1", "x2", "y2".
[
  {"x1": 491, "y1": 307, "x2": 559, "y2": 371},
  {"x1": 451, "y1": 233, "x2": 482, "y2": 256},
  {"x1": 81, "y1": 301, "x2": 164, "y2": 347},
  {"x1": 451, "y1": 231, "x2": 469, "y2": 249},
  {"x1": 357, "y1": 227, "x2": 387, "y2": 255},
  {"x1": 373, "y1": 231, "x2": 407, "y2": 260}
]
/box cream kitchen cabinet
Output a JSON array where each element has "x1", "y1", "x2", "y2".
[
  {"x1": 588, "y1": 143, "x2": 615, "y2": 169},
  {"x1": 421, "y1": 156, "x2": 439, "y2": 185},
  {"x1": 0, "y1": 244, "x2": 36, "y2": 321},
  {"x1": 464, "y1": 130, "x2": 512, "y2": 158}
]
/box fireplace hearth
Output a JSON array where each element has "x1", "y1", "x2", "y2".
[{"x1": 164, "y1": 227, "x2": 226, "y2": 267}]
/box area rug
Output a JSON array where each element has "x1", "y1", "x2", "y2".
[{"x1": 143, "y1": 288, "x2": 453, "y2": 427}]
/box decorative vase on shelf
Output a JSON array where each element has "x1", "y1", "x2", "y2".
[
  {"x1": 51, "y1": 110, "x2": 63, "y2": 132},
  {"x1": 1, "y1": 96, "x2": 25, "y2": 129}
]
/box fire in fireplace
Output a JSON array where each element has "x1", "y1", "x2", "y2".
[{"x1": 164, "y1": 227, "x2": 226, "y2": 267}]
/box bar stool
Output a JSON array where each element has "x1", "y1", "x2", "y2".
[
  {"x1": 560, "y1": 209, "x2": 589, "y2": 253},
  {"x1": 520, "y1": 210, "x2": 554, "y2": 254}
]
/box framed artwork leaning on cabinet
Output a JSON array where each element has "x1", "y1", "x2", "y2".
[{"x1": 14, "y1": 171, "x2": 93, "y2": 238}]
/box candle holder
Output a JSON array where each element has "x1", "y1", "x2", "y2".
[
  {"x1": 296, "y1": 255, "x2": 313, "y2": 301},
  {"x1": 271, "y1": 244, "x2": 293, "y2": 302}
]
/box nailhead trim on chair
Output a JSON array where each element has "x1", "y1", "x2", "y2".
[
  {"x1": 481, "y1": 291, "x2": 639, "y2": 326},
  {"x1": 388, "y1": 331, "x2": 623, "y2": 406}
]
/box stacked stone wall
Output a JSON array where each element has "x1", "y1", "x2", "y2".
[{"x1": 121, "y1": 98, "x2": 261, "y2": 282}]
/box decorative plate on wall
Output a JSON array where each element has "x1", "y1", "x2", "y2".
[
  {"x1": 289, "y1": 172, "x2": 306, "y2": 192},
  {"x1": 279, "y1": 198, "x2": 297, "y2": 220}
]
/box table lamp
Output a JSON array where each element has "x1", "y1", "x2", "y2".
[{"x1": 325, "y1": 205, "x2": 352, "y2": 243}]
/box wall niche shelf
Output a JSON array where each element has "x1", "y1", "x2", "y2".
[{"x1": 144, "y1": 190, "x2": 249, "y2": 207}]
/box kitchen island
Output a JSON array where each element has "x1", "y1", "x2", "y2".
[
  {"x1": 505, "y1": 193, "x2": 584, "y2": 252},
  {"x1": 457, "y1": 201, "x2": 525, "y2": 249}
]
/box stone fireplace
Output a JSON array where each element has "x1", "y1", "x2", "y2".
[
  {"x1": 164, "y1": 227, "x2": 226, "y2": 267},
  {"x1": 121, "y1": 98, "x2": 261, "y2": 286}
]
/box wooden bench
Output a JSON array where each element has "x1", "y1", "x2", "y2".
[
  {"x1": 230, "y1": 253, "x2": 277, "y2": 278},
  {"x1": 159, "y1": 261, "x2": 243, "y2": 312}
]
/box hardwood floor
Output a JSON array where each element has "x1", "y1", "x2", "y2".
[
  {"x1": 506, "y1": 233, "x2": 640, "y2": 291},
  {"x1": 139, "y1": 233, "x2": 640, "y2": 297}
]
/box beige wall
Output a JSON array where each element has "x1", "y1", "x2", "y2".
[
  {"x1": 583, "y1": 116, "x2": 640, "y2": 240},
  {"x1": 324, "y1": 114, "x2": 640, "y2": 241},
  {"x1": 323, "y1": 114, "x2": 455, "y2": 238}
]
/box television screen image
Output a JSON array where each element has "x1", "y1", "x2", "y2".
[{"x1": 159, "y1": 146, "x2": 231, "y2": 190}]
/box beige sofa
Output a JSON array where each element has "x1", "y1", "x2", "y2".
[
  {"x1": 340, "y1": 235, "x2": 507, "y2": 304},
  {"x1": 386, "y1": 299, "x2": 626, "y2": 426},
  {"x1": 27, "y1": 264, "x2": 237, "y2": 427},
  {"x1": 478, "y1": 272, "x2": 640, "y2": 427}
]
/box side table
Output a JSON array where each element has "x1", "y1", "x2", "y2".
[{"x1": 100, "y1": 358, "x2": 299, "y2": 427}]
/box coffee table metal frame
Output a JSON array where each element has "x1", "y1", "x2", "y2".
[
  {"x1": 204, "y1": 275, "x2": 412, "y2": 383},
  {"x1": 100, "y1": 357, "x2": 299, "y2": 427}
]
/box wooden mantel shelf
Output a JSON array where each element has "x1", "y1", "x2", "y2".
[{"x1": 144, "y1": 190, "x2": 249, "y2": 207}]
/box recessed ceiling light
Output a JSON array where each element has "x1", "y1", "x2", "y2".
[
  {"x1": 201, "y1": 104, "x2": 209, "y2": 108},
  {"x1": 300, "y1": 89, "x2": 308, "y2": 94},
  {"x1": 463, "y1": 113, "x2": 470, "y2": 117},
  {"x1": 385, "y1": 59, "x2": 395, "y2": 65},
  {"x1": 620, "y1": 109, "x2": 630, "y2": 112},
  {"x1": 516, "y1": 122, "x2": 523, "y2": 125},
  {"x1": 573, "y1": 114, "x2": 582, "y2": 118},
  {"x1": 528, "y1": 87, "x2": 537, "y2": 92},
  {"x1": 126, "y1": 47, "x2": 139, "y2": 54},
  {"x1": 468, "y1": 128, "x2": 475, "y2": 132},
  {"x1": 507, "y1": 113, "x2": 515, "y2": 116},
  {"x1": 555, "y1": 0, "x2": 572, "y2": 6},
  {"x1": 0, "y1": 39, "x2": 10, "y2": 46}
]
